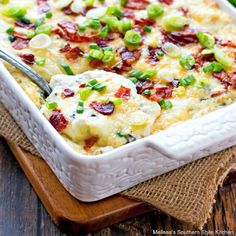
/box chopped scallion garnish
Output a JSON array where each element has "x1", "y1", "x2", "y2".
[
  {"x1": 179, "y1": 75, "x2": 196, "y2": 87},
  {"x1": 36, "y1": 57, "x2": 46, "y2": 66},
  {"x1": 159, "y1": 100, "x2": 173, "y2": 110},
  {"x1": 60, "y1": 64, "x2": 74, "y2": 75},
  {"x1": 147, "y1": 4, "x2": 164, "y2": 20},
  {"x1": 46, "y1": 102, "x2": 58, "y2": 110},
  {"x1": 124, "y1": 30, "x2": 142, "y2": 46},
  {"x1": 143, "y1": 25, "x2": 152, "y2": 33}
]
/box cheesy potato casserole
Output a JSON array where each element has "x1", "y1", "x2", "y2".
[{"x1": 0, "y1": 0, "x2": 236, "y2": 154}]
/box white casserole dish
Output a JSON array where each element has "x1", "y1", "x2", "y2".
[{"x1": 0, "y1": 0, "x2": 236, "y2": 202}]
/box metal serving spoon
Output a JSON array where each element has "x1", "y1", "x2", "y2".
[{"x1": 0, "y1": 48, "x2": 51, "y2": 96}]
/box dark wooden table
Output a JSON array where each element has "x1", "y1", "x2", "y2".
[{"x1": 0, "y1": 137, "x2": 236, "y2": 236}]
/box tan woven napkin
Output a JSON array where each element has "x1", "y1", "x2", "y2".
[{"x1": 0, "y1": 103, "x2": 235, "y2": 229}]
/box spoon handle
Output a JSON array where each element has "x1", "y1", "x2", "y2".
[{"x1": 0, "y1": 49, "x2": 51, "y2": 95}]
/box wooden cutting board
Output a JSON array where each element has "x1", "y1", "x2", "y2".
[{"x1": 7, "y1": 141, "x2": 150, "y2": 235}]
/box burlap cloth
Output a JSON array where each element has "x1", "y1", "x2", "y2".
[{"x1": 0, "y1": 104, "x2": 235, "y2": 229}]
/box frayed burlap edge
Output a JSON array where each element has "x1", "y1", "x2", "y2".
[
  {"x1": 0, "y1": 102, "x2": 235, "y2": 229},
  {"x1": 122, "y1": 147, "x2": 236, "y2": 228}
]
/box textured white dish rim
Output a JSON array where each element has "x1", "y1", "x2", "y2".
[
  {"x1": 0, "y1": 0, "x2": 235, "y2": 161},
  {"x1": 0, "y1": 0, "x2": 236, "y2": 202}
]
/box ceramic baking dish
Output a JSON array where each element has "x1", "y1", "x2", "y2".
[{"x1": 0, "y1": 0, "x2": 236, "y2": 202}]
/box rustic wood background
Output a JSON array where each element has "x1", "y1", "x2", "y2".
[{"x1": 0, "y1": 137, "x2": 236, "y2": 236}]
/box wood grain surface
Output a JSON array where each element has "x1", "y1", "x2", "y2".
[{"x1": 0, "y1": 137, "x2": 236, "y2": 236}]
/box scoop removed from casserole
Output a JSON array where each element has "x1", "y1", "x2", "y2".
[{"x1": 41, "y1": 70, "x2": 161, "y2": 154}]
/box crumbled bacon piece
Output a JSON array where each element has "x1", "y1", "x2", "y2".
[
  {"x1": 65, "y1": 46, "x2": 84, "y2": 60},
  {"x1": 125, "y1": 0, "x2": 150, "y2": 10},
  {"x1": 89, "y1": 59, "x2": 103, "y2": 68},
  {"x1": 61, "y1": 89, "x2": 75, "y2": 99},
  {"x1": 155, "y1": 86, "x2": 173, "y2": 99},
  {"x1": 62, "y1": 3, "x2": 79, "y2": 16},
  {"x1": 90, "y1": 101, "x2": 115, "y2": 115},
  {"x1": 210, "y1": 90, "x2": 226, "y2": 98},
  {"x1": 49, "y1": 110, "x2": 68, "y2": 132},
  {"x1": 159, "y1": 0, "x2": 173, "y2": 5},
  {"x1": 20, "y1": 54, "x2": 35, "y2": 65},
  {"x1": 123, "y1": 10, "x2": 135, "y2": 19},
  {"x1": 212, "y1": 71, "x2": 236, "y2": 89},
  {"x1": 147, "y1": 46, "x2": 163, "y2": 65},
  {"x1": 13, "y1": 32, "x2": 28, "y2": 40},
  {"x1": 115, "y1": 86, "x2": 131, "y2": 99},
  {"x1": 179, "y1": 6, "x2": 189, "y2": 16},
  {"x1": 12, "y1": 39, "x2": 29, "y2": 50},
  {"x1": 96, "y1": 39, "x2": 108, "y2": 48},
  {"x1": 15, "y1": 21, "x2": 35, "y2": 30},
  {"x1": 194, "y1": 50, "x2": 215, "y2": 69},
  {"x1": 84, "y1": 136, "x2": 98, "y2": 152},
  {"x1": 135, "y1": 18, "x2": 154, "y2": 27},
  {"x1": 162, "y1": 28, "x2": 199, "y2": 46},
  {"x1": 60, "y1": 43, "x2": 72, "y2": 53},
  {"x1": 56, "y1": 20, "x2": 99, "y2": 42},
  {"x1": 216, "y1": 39, "x2": 236, "y2": 49},
  {"x1": 58, "y1": 20, "x2": 77, "y2": 35},
  {"x1": 136, "y1": 80, "x2": 154, "y2": 94}
]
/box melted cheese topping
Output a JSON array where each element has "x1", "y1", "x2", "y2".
[
  {"x1": 0, "y1": 0, "x2": 236, "y2": 154},
  {"x1": 41, "y1": 70, "x2": 160, "y2": 154}
]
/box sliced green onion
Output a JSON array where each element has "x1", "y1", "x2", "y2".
[
  {"x1": 46, "y1": 102, "x2": 58, "y2": 110},
  {"x1": 88, "y1": 49, "x2": 104, "y2": 60},
  {"x1": 60, "y1": 64, "x2": 75, "y2": 75},
  {"x1": 203, "y1": 62, "x2": 224, "y2": 73},
  {"x1": 20, "y1": 16, "x2": 31, "y2": 24},
  {"x1": 78, "y1": 87, "x2": 92, "y2": 100},
  {"x1": 86, "y1": 18, "x2": 101, "y2": 30},
  {"x1": 76, "y1": 100, "x2": 84, "y2": 114},
  {"x1": 87, "y1": 79, "x2": 107, "y2": 92},
  {"x1": 6, "y1": 26, "x2": 14, "y2": 34},
  {"x1": 45, "y1": 11, "x2": 53, "y2": 19},
  {"x1": 196, "y1": 32, "x2": 215, "y2": 49},
  {"x1": 92, "y1": 83, "x2": 107, "y2": 92},
  {"x1": 124, "y1": 30, "x2": 142, "y2": 46},
  {"x1": 34, "y1": 17, "x2": 45, "y2": 27},
  {"x1": 89, "y1": 43, "x2": 99, "y2": 50},
  {"x1": 156, "y1": 51, "x2": 164, "y2": 57},
  {"x1": 162, "y1": 14, "x2": 189, "y2": 32},
  {"x1": 103, "y1": 46, "x2": 113, "y2": 51},
  {"x1": 84, "y1": 0, "x2": 94, "y2": 7},
  {"x1": 106, "y1": 6, "x2": 123, "y2": 18},
  {"x1": 101, "y1": 16, "x2": 119, "y2": 30},
  {"x1": 120, "y1": 0, "x2": 128, "y2": 7},
  {"x1": 27, "y1": 30, "x2": 35, "y2": 39},
  {"x1": 159, "y1": 100, "x2": 173, "y2": 110},
  {"x1": 100, "y1": 25, "x2": 109, "y2": 38},
  {"x1": 117, "y1": 20, "x2": 131, "y2": 33},
  {"x1": 214, "y1": 47, "x2": 233, "y2": 68},
  {"x1": 198, "y1": 77, "x2": 211, "y2": 88},
  {"x1": 117, "y1": 131, "x2": 126, "y2": 137},
  {"x1": 143, "y1": 25, "x2": 152, "y2": 33},
  {"x1": 35, "y1": 24, "x2": 52, "y2": 35},
  {"x1": 36, "y1": 57, "x2": 46, "y2": 66},
  {"x1": 112, "y1": 99, "x2": 122, "y2": 105},
  {"x1": 162, "y1": 42, "x2": 181, "y2": 58},
  {"x1": 179, "y1": 75, "x2": 196, "y2": 87},
  {"x1": 147, "y1": 4, "x2": 164, "y2": 20},
  {"x1": 128, "y1": 77, "x2": 138, "y2": 84},
  {"x1": 79, "y1": 24, "x2": 87, "y2": 31},
  {"x1": 102, "y1": 51, "x2": 115, "y2": 63},
  {"x1": 0, "y1": 0, "x2": 10, "y2": 4},
  {"x1": 128, "y1": 69, "x2": 156, "y2": 80},
  {"x1": 2, "y1": 6, "x2": 27, "y2": 19},
  {"x1": 142, "y1": 89, "x2": 151, "y2": 96},
  {"x1": 179, "y1": 54, "x2": 195, "y2": 70}
]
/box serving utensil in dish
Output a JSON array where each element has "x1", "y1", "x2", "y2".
[
  {"x1": 0, "y1": 48, "x2": 51, "y2": 95},
  {"x1": 0, "y1": 0, "x2": 236, "y2": 202}
]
